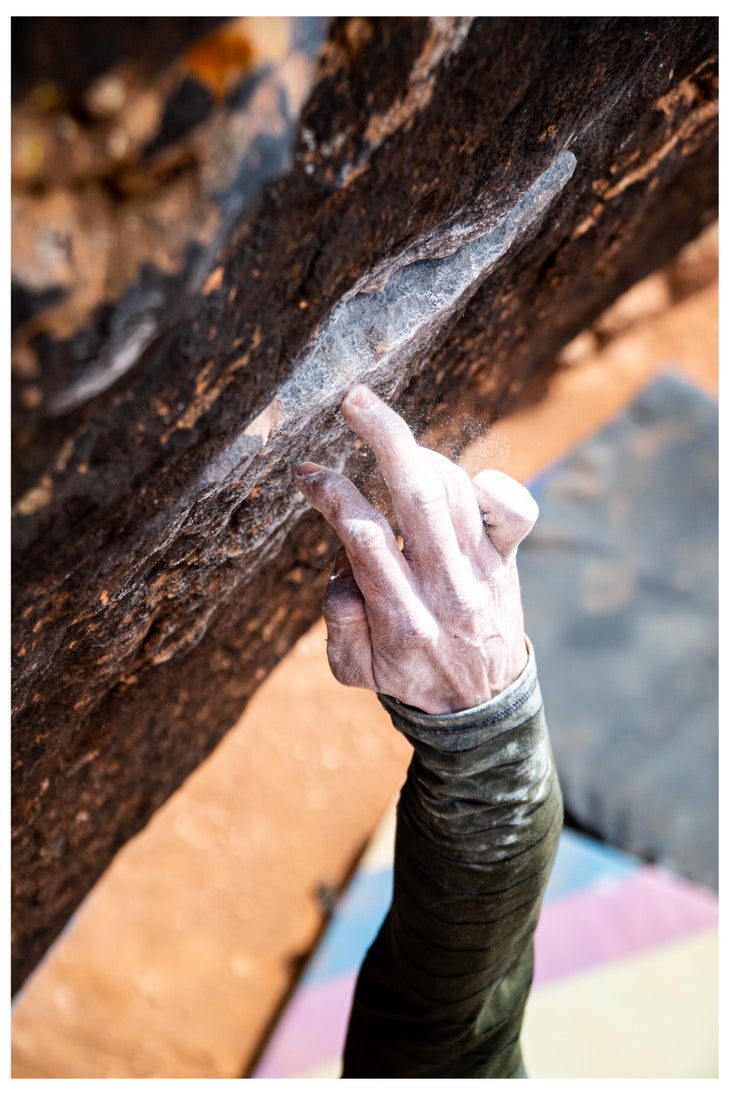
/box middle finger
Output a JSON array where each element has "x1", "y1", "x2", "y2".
[{"x1": 342, "y1": 385, "x2": 474, "y2": 588}]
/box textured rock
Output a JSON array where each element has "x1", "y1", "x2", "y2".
[{"x1": 11, "y1": 16, "x2": 718, "y2": 992}]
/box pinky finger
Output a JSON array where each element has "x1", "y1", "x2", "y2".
[
  {"x1": 471, "y1": 469, "x2": 539, "y2": 560},
  {"x1": 322, "y1": 549, "x2": 377, "y2": 690}
]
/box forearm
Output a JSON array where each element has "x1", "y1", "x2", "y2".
[{"x1": 342, "y1": 641, "x2": 562, "y2": 1078}]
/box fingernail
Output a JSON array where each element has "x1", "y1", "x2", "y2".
[
  {"x1": 344, "y1": 384, "x2": 376, "y2": 411},
  {"x1": 295, "y1": 461, "x2": 324, "y2": 477}
]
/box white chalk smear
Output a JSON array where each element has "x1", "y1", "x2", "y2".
[
  {"x1": 277, "y1": 150, "x2": 577, "y2": 423},
  {"x1": 192, "y1": 149, "x2": 577, "y2": 495}
]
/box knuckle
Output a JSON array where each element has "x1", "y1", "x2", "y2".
[
  {"x1": 409, "y1": 477, "x2": 447, "y2": 511},
  {"x1": 449, "y1": 586, "x2": 478, "y2": 621},
  {"x1": 393, "y1": 614, "x2": 438, "y2": 652},
  {"x1": 347, "y1": 514, "x2": 391, "y2": 555},
  {"x1": 426, "y1": 448, "x2": 472, "y2": 492},
  {"x1": 324, "y1": 487, "x2": 347, "y2": 522}
]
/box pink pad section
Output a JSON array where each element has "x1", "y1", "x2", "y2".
[
  {"x1": 253, "y1": 972, "x2": 357, "y2": 1078},
  {"x1": 533, "y1": 864, "x2": 718, "y2": 986}
]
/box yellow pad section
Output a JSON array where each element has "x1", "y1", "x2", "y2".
[
  {"x1": 294, "y1": 1057, "x2": 341, "y2": 1079},
  {"x1": 522, "y1": 929, "x2": 718, "y2": 1078}
]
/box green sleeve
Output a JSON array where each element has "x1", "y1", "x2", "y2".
[{"x1": 342, "y1": 640, "x2": 563, "y2": 1078}]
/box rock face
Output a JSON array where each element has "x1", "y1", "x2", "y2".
[{"x1": 11, "y1": 16, "x2": 718, "y2": 992}]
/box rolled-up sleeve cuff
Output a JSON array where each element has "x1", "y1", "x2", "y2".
[{"x1": 377, "y1": 637, "x2": 542, "y2": 753}]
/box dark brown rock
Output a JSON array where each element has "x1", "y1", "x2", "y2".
[{"x1": 11, "y1": 16, "x2": 718, "y2": 992}]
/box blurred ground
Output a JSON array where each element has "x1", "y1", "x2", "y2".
[{"x1": 10, "y1": 223, "x2": 718, "y2": 1079}]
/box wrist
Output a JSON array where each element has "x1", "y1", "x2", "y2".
[
  {"x1": 489, "y1": 635, "x2": 530, "y2": 705},
  {"x1": 378, "y1": 637, "x2": 540, "y2": 752},
  {"x1": 414, "y1": 635, "x2": 530, "y2": 715}
]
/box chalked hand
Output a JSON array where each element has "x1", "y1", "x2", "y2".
[{"x1": 295, "y1": 385, "x2": 538, "y2": 715}]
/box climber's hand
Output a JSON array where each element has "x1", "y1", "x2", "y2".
[{"x1": 295, "y1": 384, "x2": 537, "y2": 714}]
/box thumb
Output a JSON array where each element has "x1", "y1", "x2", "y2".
[
  {"x1": 322, "y1": 548, "x2": 377, "y2": 690},
  {"x1": 471, "y1": 469, "x2": 539, "y2": 560}
]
